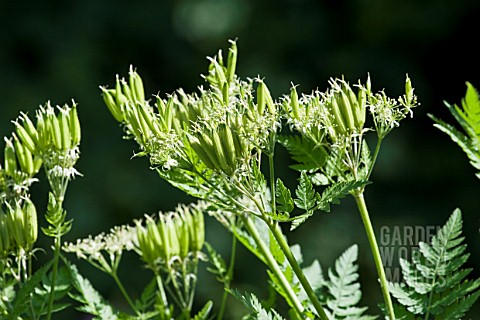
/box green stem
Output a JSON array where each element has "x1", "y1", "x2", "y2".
[
  {"x1": 46, "y1": 236, "x2": 61, "y2": 320},
  {"x1": 267, "y1": 221, "x2": 329, "y2": 320},
  {"x1": 241, "y1": 215, "x2": 305, "y2": 317},
  {"x1": 155, "y1": 272, "x2": 171, "y2": 319},
  {"x1": 111, "y1": 271, "x2": 138, "y2": 314},
  {"x1": 217, "y1": 233, "x2": 237, "y2": 320},
  {"x1": 367, "y1": 136, "x2": 383, "y2": 180},
  {"x1": 353, "y1": 191, "x2": 395, "y2": 320}
]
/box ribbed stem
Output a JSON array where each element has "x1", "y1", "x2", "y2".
[{"x1": 353, "y1": 191, "x2": 395, "y2": 320}]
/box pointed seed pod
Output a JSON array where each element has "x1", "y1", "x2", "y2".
[
  {"x1": 211, "y1": 130, "x2": 230, "y2": 173},
  {"x1": 129, "y1": 66, "x2": 145, "y2": 102},
  {"x1": 48, "y1": 110, "x2": 62, "y2": 150},
  {"x1": 13, "y1": 134, "x2": 34, "y2": 175},
  {"x1": 405, "y1": 75, "x2": 413, "y2": 104},
  {"x1": 226, "y1": 40, "x2": 237, "y2": 83},
  {"x1": 70, "y1": 101, "x2": 81, "y2": 145},
  {"x1": 24, "y1": 198, "x2": 38, "y2": 249},
  {"x1": 120, "y1": 78, "x2": 134, "y2": 102},
  {"x1": 59, "y1": 108, "x2": 71, "y2": 151},
  {"x1": 101, "y1": 87, "x2": 124, "y2": 122},
  {"x1": 338, "y1": 91, "x2": 356, "y2": 131},
  {"x1": 257, "y1": 80, "x2": 267, "y2": 116},
  {"x1": 329, "y1": 98, "x2": 347, "y2": 136},
  {"x1": 20, "y1": 112, "x2": 39, "y2": 145},
  {"x1": 14, "y1": 121, "x2": 37, "y2": 153},
  {"x1": 290, "y1": 86, "x2": 300, "y2": 121},
  {"x1": 188, "y1": 136, "x2": 216, "y2": 170},
  {"x1": 114, "y1": 76, "x2": 129, "y2": 107},
  {"x1": 219, "y1": 124, "x2": 237, "y2": 170},
  {"x1": 4, "y1": 137, "x2": 17, "y2": 177},
  {"x1": 197, "y1": 134, "x2": 222, "y2": 172}
]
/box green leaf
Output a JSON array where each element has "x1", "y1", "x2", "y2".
[
  {"x1": 294, "y1": 172, "x2": 316, "y2": 212},
  {"x1": 389, "y1": 209, "x2": 480, "y2": 318},
  {"x1": 193, "y1": 300, "x2": 213, "y2": 320},
  {"x1": 316, "y1": 180, "x2": 368, "y2": 212},
  {"x1": 229, "y1": 289, "x2": 285, "y2": 320},
  {"x1": 275, "y1": 178, "x2": 294, "y2": 214},
  {"x1": 324, "y1": 244, "x2": 376, "y2": 319},
  {"x1": 65, "y1": 261, "x2": 118, "y2": 319},
  {"x1": 10, "y1": 260, "x2": 54, "y2": 318},
  {"x1": 205, "y1": 242, "x2": 228, "y2": 282},
  {"x1": 277, "y1": 135, "x2": 327, "y2": 172}
]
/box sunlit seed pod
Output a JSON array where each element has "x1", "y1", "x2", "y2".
[
  {"x1": 0, "y1": 215, "x2": 11, "y2": 257},
  {"x1": 329, "y1": 98, "x2": 347, "y2": 136},
  {"x1": 222, "y1": 82, "x2": 229, "y2": 106},
  {"x1": 231, "y1": 128, "x2": 244, "y2": 159},
  {"x1": 197, "y1": 134, "x2": 223, "y2": 172},
  {"x1": 20, "y1": 112, "x2": 39, "y2": 145},
  {"x1": 14, "y1": 122, "x2": 36, "y2": 153},
  {"x1": 211, "y1": 58, "x2": 227, "y2": 88},
  {"x1": 338, "y1": 91, "x2": 356, "y2": 131},
  {"x1": 130, "y1": 66, "x2": 145, "y2": 102},
  {"x1": 48, "y1": 111, "x2": 62, "y2": 150},
  {"x1": 263, "y1": 83, "x2": 276, "y2": 115},
  {"x1": 405, "y1": 75, "x2": 413, "y2": 104},
  {"x1": 101, "y1": 87, "x2": 124, "y2": 122},
  {"x1": 212, "y1": 130, "x2": 230, "y2": 173},
  {"x1": 120, "y1": 78, "x2": 134, "y2": 103},
  {"x1": 189, "y1": 136, "x2": 215, "y2": 170},
  {"x1": 227, "y1": 40, "x2": 237, "y2": 83},
  {"x1": 290, "y1": 86, "x2": 300, "y2": 121},
  {"x1": 366, "y1": 74, "x2": 372, "y2": 95},
  {"x1": 176, "y1": 217, "x2": 189, "y2": 259},
  {"x1": 35, "y1": 112, "x2": 48, "y2": 150},
  {"x1": 114, "y1": 79, "x2": 129, "y2": 108},
  {"x1": 166, "y1": 218, "x2": 180, "y2": 258},
  {"x1": 124, "y1": 106, "x2": 142, "y2": 139},
  {"x1": 356, "y1": 88, "x2": 367, "y2": 130},
  {"x1": 138, "y1": 104, "x2": 160, "y2": 136},
  {"x1": 13, "y1": 135, "x2": 34, "y2": 175},
  {"x1": 70, "y1": 102, "x2": 81, "y2": 145},
  {"x1": 257, "y1": 80, "x2": 267, "y2": 116},
  {"x1": 190, "y1": 208, "x2": 204, "y2": 252},
  {"x1": 24, "y1": 198, "x2": 38, "y2": 249},
  {"x1": 4, "y1": 138, "x2": 17, "y2": 177},
  {"x1": 219, "y1": 124, "x2": 237, "y2": 170},
  {"x1": 158, "y1": 217, "x2": 170, "y2": 260},
  {"x1": 59, "y1": 109, "x2": 71, "y2": 151},
  {"x1": 12, "y1": 134, "x2": 27, "y2": 174},
  {"x1": 134, "y1": 106, "x2": 152, "y2": 143},
  {"x1": 7, "y1": 204, "x2": 26, "y2": 249},
  {"x1": 33, "y1": 156, "x2": 42, "y2": 174}
]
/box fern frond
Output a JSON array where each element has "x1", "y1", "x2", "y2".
[
  {"x1": 277, "y1": 135, "x2": 327, "y2": 172},
  {"x1": 389, "y1": 209, "x2": 480, "y2": 318},
  {"x1": 229, "y1": 289, "x2": 285, "y2": 320},
  {"x1": 324, "y1": 245, "x2": 376, "y2": 320},
  {"x1": 429, "y1": 82, "x2": 480, "y2": 178}
]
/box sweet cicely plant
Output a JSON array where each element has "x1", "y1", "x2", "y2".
[{"x1": 1, "y1": 39, "x2": 479, "y2": 320}]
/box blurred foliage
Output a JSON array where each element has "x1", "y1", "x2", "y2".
[{"x1": 1, "y1": 0, "x2": 479, "y2": 318}]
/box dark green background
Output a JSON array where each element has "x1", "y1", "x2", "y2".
[{"x1": 1, "y1": 0, "x2": 479, "y2": 318}]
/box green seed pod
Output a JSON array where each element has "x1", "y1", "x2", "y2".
[
  {"x1": 121, "y1": 78, "x2": 134, "y2": 102},
  {"x1": 219, "y1": 124, "x2": 237, "y2": 170},
  {"x1": 222, "y1": 82, "x2": 229, "y2": 106},
  {"x1": 290, "y1": 86, "x2": 300, "y2": 121},
  {"x1": 59, "y1": 109, "x2": 72, "y2": 151},
  {"x1": 189, "y1": 136, "x2": 216, "y2": 170},
  {"x1": 264, "y1": 83, "x2": 276, "y2": 115},
  {"x1": 115, "y1": 76, "x2": 129, "y2": 108},
  {"x1": 20, "y1": 113, "x2": 39, "y2": 147},
  {"x1": 197, "y1": 133, "x2": 222, "y2": 171},
  {"x1": 329, "y1": 98, "x2": 347, "y2": 137},
  {"x1": 176, "y1": 216, "x2": 189, "y2": 259},
  {"x1": 133, "y1": 105, "x2": 152, "y2": 142},
  {"x1": 129, "y1": 66, "x2": 145, "y2": 102},
  {"x1": 33, "y1": 156, "x2": 42, "y2": 174},
  {"x1": 4, "y1": 138, "x2": 17, "y2": 177},
  {"x1": 226, "y1": 40, "x2": 237, "y2": 83},
  {"x1": 356, "y1": 88, "x2": 367, "y2": 130},
  {"x1": 405, "y1": 75, "x2": 413, "y2": 104},
  {"x1": 101, "y1": 87, "x2": 124, "y2": 122},
  {"x1": 338, "y1": 91, "x2": 356, "y2": 131},
  {"x1": 35, "y1": 111, "x2": 48, "y2": 151},
  {"x1": 211, "y1": 58, "x2": 227, "y2": 88},
  {"x1": 366, "y1": 74, "x2": 372, "y2": 96},
  {"x1": 70, "y1": 102, "x2": 81, "y2": 145},
  {"x1": 211, "y1": 130, "x2": 230, "y2": 174},
  {"x1": 23, "y1": 198, "x2": 38, "y2": 249},
  {"x1": 13, "y1": 134, "x2": 34, "y2": 175},
  {"x1": 138, "y1": 104, "x2": 160, "y2": 136},
  {"x1": 189, "y1": 207, "x2": 204, "y2": 252},
  {"x1": 48, "y1": 110, "x2": 63, "y2": 150},
  {"x1": 14, "y1": 122, "x2": 37, "y2": 154},
  {"x1": 0, "y1": 214, "x2": 11, "y2": 257},
  {"x1": 6, "y1": 203, "x2": 26, "y2": 250},
  {"x1": 257, "y1": 80, "x2": 267, "y2": 116}
]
